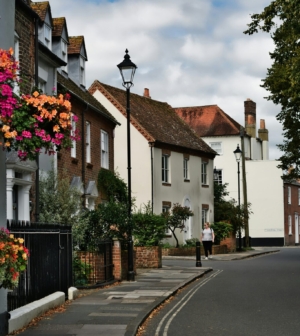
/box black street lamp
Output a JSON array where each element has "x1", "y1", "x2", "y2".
[
  {"x1": 117, "y1": 49, "x2": 137, "y2": 281},
  {"x1": 233, "y1": 144, "x2": 242, "y2": 251}
]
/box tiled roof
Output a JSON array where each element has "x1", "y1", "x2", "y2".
[
  {"x1": 89, "y1": 81, "x2": 216, "y2": 155},
  {"x1": 68, "y1": 36, "x2": 83, "y2": 54},
  {"x1": 174, "y1": 105, "x2": 242, "y2": 137},
  {"x1": 30, "y1": 1, "x2": 50, "y2": 23},
  {"x1": 57, "y1": 73, "x2": 119, "y2": 125},
  {"x1": 52, "y1": 17, "x2": 67, "y2": 38}
]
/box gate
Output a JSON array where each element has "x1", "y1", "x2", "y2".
[
  {"x1": 7, "y1": 221, "x2": 72, "y2": 311},
  {"x1": 73, "y1": 240, "x2": 114, "y2": 287}
]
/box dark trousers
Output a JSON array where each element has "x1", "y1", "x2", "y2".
[{"x1": 203, "y1": 240, "x2": 212, "y2": 257}]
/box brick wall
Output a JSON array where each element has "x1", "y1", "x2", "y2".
[
  {"x1": 162, "y1": 245, "x2": 228, "y2": 256},
  {"x1": 135, "y1": 246, "x2": 162, "y2": 268},
  {"x1": 15, "y1": 4, "x2": 35, "y2": 94},
  {"x1": 57, "y1": 98, "x2": 116, "y2": 205},
  {"x1": 220, "y1": 233, "x2": 236, "y2": 252}
]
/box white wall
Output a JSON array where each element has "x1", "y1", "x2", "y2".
[
  {"x1": 246, "y1": 160, "x2": 284, "y2": 239},
  {"x1": 93, "y1": 90, "x2": 152, "y2": 207}
]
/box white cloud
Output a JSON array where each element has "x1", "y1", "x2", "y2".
[{"x1": 44, "y1": 0, "x2": 282, "y2": 159}]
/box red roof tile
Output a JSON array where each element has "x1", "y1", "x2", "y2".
[
  {"x1": 52, "y1": 17, "x2": 67, "y2": 38},
  {"x1": 30, "y1": 1, "x2": 50, "y2": 23},
  {"x1": 89, "y1": 81, "x2": 216, "y2": 156},
  {"x1": 174, "y1": 105, "x2": 242, "y2": 137}
]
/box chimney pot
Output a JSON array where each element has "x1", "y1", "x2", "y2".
[
  {"x1": 260, "y1": 119, "x2": 265, "y2": 129},
  {"x1": 144, "y1": 88, "x2": 151, "y2": 98}
]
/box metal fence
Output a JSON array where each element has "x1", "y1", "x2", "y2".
[
  {"x1": 73, "y1": 240, "x2": 114, "y2": 287},
  {"x1": 7, "y1": 221, "x2": 72, "y2": 311}
]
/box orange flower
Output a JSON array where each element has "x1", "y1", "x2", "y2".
[{"x1": 53, "y1": 125, "x2": 60, "y2": 132}]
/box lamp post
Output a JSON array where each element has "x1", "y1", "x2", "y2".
[
  {"x1": 233, "y1": 144, "x2": 242, "y2": 251},
  {"x1": 117, "y1": 49, "x2": 137, "y2": 281}
]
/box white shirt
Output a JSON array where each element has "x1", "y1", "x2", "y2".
[{"x1": 202, "y1": 228, "x2": 214, "y2": 241}]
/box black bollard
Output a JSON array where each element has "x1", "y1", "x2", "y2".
[{"x1": 196, "y1": 241, "x2": 202, "y2": 267}]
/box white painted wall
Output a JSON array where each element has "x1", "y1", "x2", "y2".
[
  {"x1": 246, "y1": 160, "x2": 284, "y2": 239},
  {"x1": 204, "y1": 135, "x2": 284, "y2": 241},
  {"x1": 93, "y1": 90, "x2": 152, "y2": 207}
]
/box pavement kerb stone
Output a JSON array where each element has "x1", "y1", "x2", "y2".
[
  {"x1": 124, "y1": 267, "x2": 212, "y2": 336},
  {"x1": 229, "y1": 249, "x2": 280, "y2": 260}
]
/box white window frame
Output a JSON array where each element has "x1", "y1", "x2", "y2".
[
  {"x1": 38, "y1": 80, "x2": 46, "y2": 94},
  {"x1": 13, "y1": 32, "x2": 20, "y2": 95},
  {"x1": 183, "y1": 158, "x2": 189, "y2": 180},
  {"x1": 162, "y1": 205, "x2": 171, "y2": 235},
  {"x1": 288, "y1": 186, "x2": 291, "y2": 204},
  {"x1": 86, "y1": 121, "x2": 91, "y2": 163},
  {"x1": 202, "y1": 209, "x2": 208, "y2": 229},
  {"x1": 61, "y1": 39, "x2": 68, "y2": 72},
  {"x1": 44, "y1": 23, "x2": 52, "y2": 49},
  {"x1": 80, "y1": 56, "x2": 85, "y2": 86},
  {"x1": 209, "y1": 142, "x2": 222, "y2": 155},
  {"x1": 201, "y1": 162, "x2": 208, "y2": 185},
  {"x1": 101, "y1": 130, "x2": 109, "y2": 169},
  {"x1": 288, "y1": 215, "x2": 292, "y2": 235},
  {"x1": 162, "y1": 155, "x2": 169, "y2": 183},
  {"x1": 71, "y1": 116, "x2": 77, "y2": 158},
  {"x1": 214, "y1": 169, "x2": 223, "y2": 185}
]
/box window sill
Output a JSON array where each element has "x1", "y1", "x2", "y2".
[
  {"x1": 202, "y1": 184, "x2": 209, "y2": 188},
  {"x1": 184, "y1": 179, "x2": 190, "y2": 183},
  {"x1": 86, "y1": 163, "x2": 93, "y2": 169},
  {"x1": 162, "y1": 183, "x2": 171, "y2": 187},
  {"x1": 72, "y1": 158, "x2": 79, "y2": 164}
]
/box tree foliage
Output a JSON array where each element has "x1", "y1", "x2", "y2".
[
  {"x1": 244, "y1": 1, "x2": 300, "y2": 180},
  {"x1": 214, "y1": 182, "x2": 252, "y2": 234},
  {"x1": 39, "y1": 166, "x2": 82, "y2": 225},
  {"x1": 163, "y1": 203, "x2": 194, "y2": 248},
  {"x1": 132, "y1": 203, "x2": 167, "y2": 246},
  {"x1": 98, "y1": 169, "x2": 128, "y2": 203}
]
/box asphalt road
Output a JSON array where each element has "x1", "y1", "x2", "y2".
[{"x1": 143, "y1": 248, "x2": 300, "y2": 336}]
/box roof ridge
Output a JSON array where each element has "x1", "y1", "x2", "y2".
[{"x1": 89, "y1": 81, "x2": 155, "y2": 142}]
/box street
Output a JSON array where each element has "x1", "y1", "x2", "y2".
[{"x1": 142, "y1": 248, "x2": 300, "y2": 336}]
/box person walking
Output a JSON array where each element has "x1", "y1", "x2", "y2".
[{"x1": 201, "y1": 222, "x2": 215, "y2": 260}]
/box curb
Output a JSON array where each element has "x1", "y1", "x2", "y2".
[
  {"x1": 9, "y1": 291, "x2": 65, "y2": 334},
  {"x1": 124, "y1": 268, "x2": 212, "y2": 336},
  {"x1": 229, "y1": 250, "x2": 280, "y2": 260}
]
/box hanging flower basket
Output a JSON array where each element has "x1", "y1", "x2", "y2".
[
  {"x1": 0, "y1": 227, "x2": 29, "y2": 290},
  {"x1": 0, "y1": 48, "x2": 79, "y2": 160}
]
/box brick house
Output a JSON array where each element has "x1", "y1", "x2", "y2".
[
  {"x1": 89, "y1": 83, "x2": 217, "y2": 246},
  {"x1": 174, "y1": 99, "x2": 284, "y2": 246},
  {"x1": 284, "y1": 181, "x2": 300, "y2": 246}
]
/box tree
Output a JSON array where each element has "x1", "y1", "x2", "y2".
[
  {"x1": 214, "y1": 182, "x2": 252, "y2": 235},
  {"x1": 244, "y1": 1, "x2": 300, "y2": 181},
  {"x1": 163, "y1": 203, "x2": 194, "y2": 248},
  {"x1": 39, "y1": 166, "x2": 82, "y2": 225}
]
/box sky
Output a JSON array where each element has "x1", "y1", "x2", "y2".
[{"x1": 48, "y1": 0, "x2": 282, "y2": 160}]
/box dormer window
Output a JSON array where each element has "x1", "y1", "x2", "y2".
[
  {"x1": 61, "y1": 40, "x2": 68, "y2": 72},
  {"x1": 44, "y1": 23, "x2": 52, "y2": 48},
  {"x1": 80, "y1": 56, "x2": 85, "y2": 86}
]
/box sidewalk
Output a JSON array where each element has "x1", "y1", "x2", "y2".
[{"x1": 13, "y1": 247, "x2": 279, "y2": 336}]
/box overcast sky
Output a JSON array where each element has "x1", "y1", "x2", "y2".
[{"x1": 48, "y1": 0, "x2": 281, "y2": 160}]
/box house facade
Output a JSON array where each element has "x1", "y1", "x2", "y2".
[
  {"x1": 283, "y1": 181, "x2": 300, "y2": 246},
  {"x1": 175, "y1": 99, "x2": 284, "y2": 246},
  {"x1": 89, "y1": 84, "x2": 217, "y2": 246}
]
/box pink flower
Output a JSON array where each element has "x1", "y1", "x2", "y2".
[
  {"x1": 21, "y1": 131, "x2": 32, "y2": 138},
  {"x1": 17, "y1": 150, "x2": 28, "y2": 160},
  {"x1": 15, "y1": 136, "x2": 23, "y2": 141},
  {"x1": 72, "y1": 115, "x2": 78, "y2": 122}
]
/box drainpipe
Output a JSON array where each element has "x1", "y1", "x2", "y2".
[
  {"x1": 34, "y1": 17, "x2": 39, "y2": 222},
  {"x1": 150, "y1": 143, "x2": 154, "y2": 214},
  {"x1": 81, "y1": 103, "x2": 88, "y2": 208}
]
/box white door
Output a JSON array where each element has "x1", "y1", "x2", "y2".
[
  {"x1": 295, "y1": 214, "x2": 299, "y2": 245},
  {"x1": 184, "y1": 198, "x2": 191, "y2": 242}
]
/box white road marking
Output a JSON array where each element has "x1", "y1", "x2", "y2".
[{"x1": 154, "y1": 270, "x2": 223, "y2": 336}]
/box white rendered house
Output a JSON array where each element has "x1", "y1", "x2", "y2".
[
  {"x1": 175, "y1": 99, "x2": 284, "y2": 246},
  {"x1": 90, "y1": 83, "x2": 217, "y2": 246}
]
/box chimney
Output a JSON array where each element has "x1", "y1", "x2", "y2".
[
  {"x1": 244, "y1": 98, "x2": 256, "y2": 138},
  {"x1": 258, "y1": 119, "x2": 269, "y2": 141},
  {"x1": 143, "y1": 88, "x2": 151, "y2": 98}
]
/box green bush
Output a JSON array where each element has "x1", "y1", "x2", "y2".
[
  {"x1": 73, "y1": 255, "x2": 93, "y2": 286},
  {"x1": 210, "y1": 222, "x2": 233, "y2": 245},
  {"x1": 183, "y1": 238, "x2": 200, "y2": 247},
  {"x1": 133, "y1": 203, "x2": 168, "y2": 246}
]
